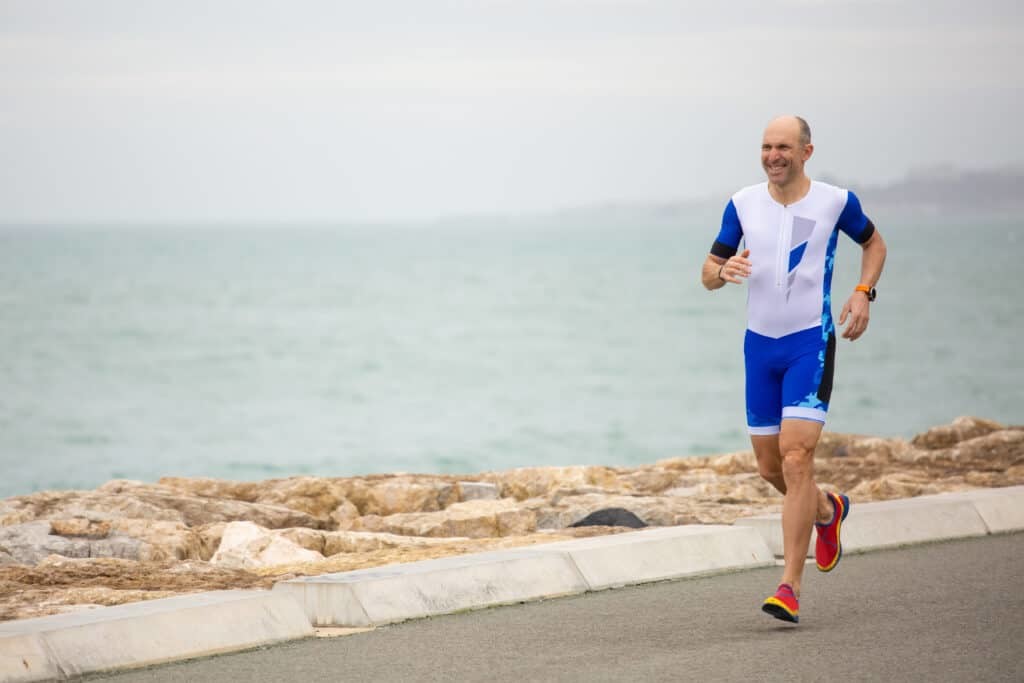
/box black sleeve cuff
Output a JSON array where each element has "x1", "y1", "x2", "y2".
[
  {"x1": 857, "y1": 219, "x2": 876, "y2": 244},
  {"x1": 710, "y1": 240, "x2": 738, "y2": 259}
]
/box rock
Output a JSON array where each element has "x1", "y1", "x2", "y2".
[
  {"x1": 352, "y1": 499, "x2": 537, "y2": 538},
  {"x1": 157, "y1": 477, "x2": 261, "y2": 502},
  {"x1": 457, "y1": 481, "x2": 500, "y2": 501},
  {"x1": 160, "y1": 476, "x2": 354, "y2": 524},
  {"x1": 96, "y1": 480, "x2": 323, "y2": 529},
  {"x1": 209, "y1": 521, "x2": 324, "y2": 570},
  {"x1": 343, "y1": 477, "x2": 458, "y2": 517},
  {"x1": 0, "y1": 521, "x2": 147, "y2": 565},
  {"x1": 569, "y1": 508, "x2": 648, "y2": 528},
  {"x1": 845, "y1": 437, "x2": 913, "y2": 461},
  {"x1": 481, "y1": 466, "x2": 623, "y2": 501},
  {"x1": 614, "y1": 467, "x2": 680, "y2": 495},
  {"x1": 910, "y1": 416, "x2": 1005, "y2": 450},
  {"x1": 278, "y1": 527, "x2": 327, "y2": 554},
  {"x1": 196, "y1": 523, "x2": 227, "y2": 561},
  {"x1": 330, "y1": 500, "x2": 361, "y2": 530},
  {"x1": 3, "y1": 482, "x2": 322, "y2": 530},
  {"x1": 253, "y1": 478, "x2": 353, "y2": 521},
  {"x1": 321, "y1": 530, "x2": 471, "y2": 556},
  {"x1": 107, "y1": 519, "x2": 204, "y2": 561},
  {"x1": 49, "y1": 518, "x2": 112, "y2": 539},
  {"x1": 3, "y1": 489, "x2": 185, "y2": 525},
  {"x1": 706, "y1": 451, "x2": 758, "y2": 475}
]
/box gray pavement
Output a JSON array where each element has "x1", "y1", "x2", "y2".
[{"x1": 93, "y1": 532, "x2": 1024, "y2": 683}]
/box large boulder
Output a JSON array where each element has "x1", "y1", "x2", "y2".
[
  {"x1": 95, "y1": 480, "x2": 323, "y2": 529},
  {"x1": 910, "y1": 416, "x2": 1005, "y2": 450},
  {"x1": 327, "y1": 476, "x2": 462, "y2": 517},
  {"x1": 353, "y1": 499, "x2": 537, "y2": 538},
  {"x1": 209, "y1": 521, "x2": 324, "y2": 570},
  {"x1": 321, "y1": 530, "x2": 471, "y2": 556},
  {"x1": 481, "y1": 466, "x2": 624, "y2": 501},
  {"x1": 0, "y1": 521, "x2": 147, "y2": 566}
]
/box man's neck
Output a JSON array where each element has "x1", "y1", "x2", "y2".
[{"x1": 768, "y1": 175, "x2": 812, "y2": 206}]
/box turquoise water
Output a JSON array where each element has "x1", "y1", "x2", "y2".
[{"x1": 1, "y1": 212, "x2": 1021, "y2": 497}]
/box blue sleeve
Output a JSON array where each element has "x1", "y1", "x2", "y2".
[
  {"x1": 710, "y1": 200, "x2": 743, "y2": 258},
  {"x1": 837, "y1": 191, "x2": 875, "y2": 244}
]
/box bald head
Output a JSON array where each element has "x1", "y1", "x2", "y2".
[{"x1": 766, "y1": 115, "x2": 811, "y2": 147}]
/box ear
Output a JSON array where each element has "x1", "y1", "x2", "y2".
[{"x1": 802, "y1": 142, "x2": 814, "y2": 161}]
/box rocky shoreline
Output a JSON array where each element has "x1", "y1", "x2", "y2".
[{"x1": 2, "y1": 416, "x2": 1021, "y2": 623}]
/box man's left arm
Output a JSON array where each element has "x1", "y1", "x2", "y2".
[{"x1": 839, "y1": 229, "x2": 887, "y2": 341}]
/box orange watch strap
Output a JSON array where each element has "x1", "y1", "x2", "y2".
[{"x1": 855, "y1": 285, "x2": 871, "y2": 293}]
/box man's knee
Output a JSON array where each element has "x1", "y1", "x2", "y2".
[{"x1": 780, "y1": 445, "x2": 814, "y2": 479}]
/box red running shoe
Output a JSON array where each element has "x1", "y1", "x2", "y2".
[
  {"x1": 815, "y1": 492, "x2": 850, "y2": 572},
  {"x1": 762, "y1": 583, "x2": 799, "y2": 623}
]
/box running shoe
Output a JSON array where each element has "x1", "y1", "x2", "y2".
[
  {"x1": 815, "y1": 491, "x2": 850, "y2": 572},
  {"x1": 761, "y1": 583, "x2": 799, "y2": 623}
]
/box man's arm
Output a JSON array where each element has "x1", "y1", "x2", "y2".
[
  {"x1": 702, "y1": 255, "x2": 727, "y2": 290},
  {"x1": 701, "y1": 249, "x2": 751, "y2": 290},
  {"x1": 838, "y1": 230, "x2": 887, "y2": 341}
]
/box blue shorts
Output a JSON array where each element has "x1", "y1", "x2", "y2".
[{"x1": 744, "y1": 327, "x2": 836, "y2": 435}]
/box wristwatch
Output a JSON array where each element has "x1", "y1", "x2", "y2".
[{"x1": 854, "y1": 284, "x2": 877, "y2": 302}]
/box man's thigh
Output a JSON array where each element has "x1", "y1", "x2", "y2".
[{"x1": 779, "y1": 418, "x2": 824, "y2": 456}]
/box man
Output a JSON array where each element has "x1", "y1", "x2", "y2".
[{"x1": 701, "y1": 115, "x2": 887, "y2": 623}]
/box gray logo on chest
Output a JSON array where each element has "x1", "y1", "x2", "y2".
[{"x1": 787, "y1": 216, "x2": 816, "y2": 300}]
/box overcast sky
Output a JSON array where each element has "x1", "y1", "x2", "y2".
[{"x1": 1, "y1": 0, "x2": 1021, "y2": 223}]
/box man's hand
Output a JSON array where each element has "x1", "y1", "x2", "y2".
[
  {"x1": 839, "y1": 292, "x2": 870, "y2": 340},
  {"x1": 720, "y1": 249, "x2": 751, "y2": 284}
]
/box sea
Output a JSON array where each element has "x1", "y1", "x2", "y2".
[{"x1": 1, "y1": 209, "x2": 1021, "y2": 498}]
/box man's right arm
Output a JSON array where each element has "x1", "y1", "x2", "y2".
[
  {"x1": 702, "y1": 249, "x2": 751, "y2": 290},
  {"x1": 701, "y1": 254, "x2": 728, "y2": 290},
  {"x1": 704, "y1": 198, "x2": 746, "y2": 291}
]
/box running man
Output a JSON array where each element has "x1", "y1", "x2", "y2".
[{"x1": 701, "y1": 115, "x2": 887, "y2": 623}]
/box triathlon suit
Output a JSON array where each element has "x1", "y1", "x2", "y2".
[{"x1": 710, "y1": 181, "x2": 876, "y2": 435}]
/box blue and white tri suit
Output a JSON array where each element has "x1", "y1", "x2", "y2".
[{"x1": 710, "y1": 181, "x2": 875, "y2": 435}]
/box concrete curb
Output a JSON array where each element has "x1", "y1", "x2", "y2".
[
  {"x1": 273, "y1": 524, "x2": 775, "y2": 627},
  {"x1": 274, "y1": 547, "x2": 591, "y2": 627},
  {"x1": 0, "y1": 590, "x2": 313, "y2": 683},
  {"x1": 535, "y1": 525, "x2": 773, "y2": 591},
  {"x1": 733, "y1": 485, "x2": 1024, "y2": 557}
]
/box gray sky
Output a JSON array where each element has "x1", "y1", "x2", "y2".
[{"x1": 2, "y1": 0, "x2": 1022, "y2": 223}]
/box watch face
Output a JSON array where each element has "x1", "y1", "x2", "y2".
[{"x1": 868, "y1": 287, "x2": 877, "y2": 302}]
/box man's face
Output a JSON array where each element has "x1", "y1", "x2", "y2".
[{"x1": 761, "y1": 120, "x2": 811, "y2": 187}]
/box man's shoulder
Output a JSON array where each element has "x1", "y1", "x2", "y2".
[
  {"x1": 810, "y1": 180, "x2": 851, "y2": 201},
  {"x1": 808, "y1": 180, "x2": 856, "y2": 213},
  {"x1": 728, "y1": 182, "x2": 769, "y2": 212},
  {"x1": 731, "y1": 182, "x2": 768, "y2": 202}
]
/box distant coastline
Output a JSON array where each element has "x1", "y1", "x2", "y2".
[{"x1": 515, "y1": 165, "x2": 1024, "y2": 228}]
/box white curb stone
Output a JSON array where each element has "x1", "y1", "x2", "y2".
[
  {"x1": 0, "y1": 631, "x2": 57, "y2": 683},
  {"x1": 540, "y1": 525, "x2": 774, "y2": 590},
  {"x1": 275, "y1": 525, "x2": 776, "y2": 626},
  {"x1": 274, "y1": 547, "x2": 589, "y2": 627},
  {"x1": 0, "y1": 590, "x2": 313, "y2": 682},
  {"x1": 734, "y1": 492, "x2": 999, "y2": 557},
  {"x1": 911, "y1": 486, "x2": 1024, "y2": 534}
]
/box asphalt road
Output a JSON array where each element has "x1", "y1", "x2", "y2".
[{"x1": 94, "y1": 533, "x2": 1024, "y2": 683}]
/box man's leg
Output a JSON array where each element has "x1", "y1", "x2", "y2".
[
  {"x1": 751, "y1": 435, "x2": 786, "y2": 495},
  {"x1": 777, "y1": 418, "x2": 833, "y2": 596}
]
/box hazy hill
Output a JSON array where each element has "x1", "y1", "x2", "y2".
[{"x1": 845, "y1": 165, "x2": 1023, "y2": 214}]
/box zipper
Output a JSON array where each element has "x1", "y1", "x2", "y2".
[{"x1": 776, "y1": 207, "x2": 789, "y2": 289}]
